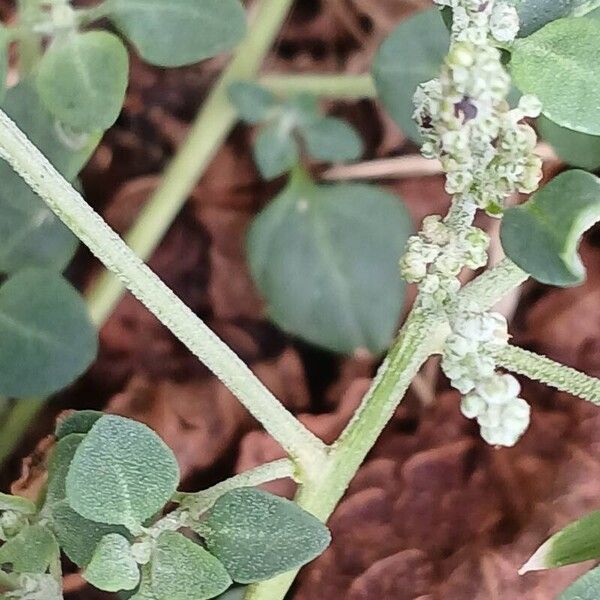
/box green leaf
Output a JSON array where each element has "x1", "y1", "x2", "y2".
[
  {"x1": 501, "y1": 170, "x2": 600, "y2": 286},
  {"x1": 83, "y1": 533, "x2": 140, "y2": 592},
  {"x1": 36, "y1": 31, "x2": 129, "y2": 132},
  {"x1": 105, "y1": 0, "x2": 246, "y2": 67},
  {"x1": 0, "y1": 524, "x2": 59, "y2": 574},
  {"x1": 0, "y1": 269, "x2": 98, "y2": 397},
  {"x1": 66, "y1": 415, "x2": 179, "y2": 528},
  {"x1": 198, "y1": 488, "x2": 331, "y2": 583},
  {"x1": 0, "y1": 82, "x2": 99, "y2": 274},
  {"x1": 372, "y1": 9, "x2": 450, "y2": 142},
  {"x1": 247, "y1": 172, "x2": 412, "y2": 354},
  {"x1": 254, "y1": 122, "x2": 298, "y2": 180},
  {"x1": 538, "y1": 115, "x2": 600, "y2": 170},
  {"x1": 510, "y1": 18, "x2": 600, "y2": 135},
  {"x1": 149, "y1": 531, "x2": 231, "y2": 600},
  {"x1": 0, "y1": 493, "x2": 36, "y2": 515},
  {"x1": 509, "y1": 0, "x2": 589, "y2": 36},
  {"x1": 521, "y1": 510, "x2": 600, "y2": 573},
  {"x1": 558, "y1": 564, "x2": 600, "y2": 600},
  {"x1": 50, "y1": 502, "x2": 130, "y2": 568},
  {"x1": 46, "y1": 434, "x2": 85, "y2": 506},
  {"x1": 299, "y1": 117, "x2": 364, "y2": 162},
  {"x1": 215, "y1": 588, "x2": 247, "y2": 600},
  {"x1": 228, "y1": 81, "x2": 278, "y2": 124},
  {"x1": 55, "y1": 410, "x2": 104, "y2": 439}
]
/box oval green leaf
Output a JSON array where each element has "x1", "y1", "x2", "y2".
[
  {"x1": 0, "y1": 82, "x2": 100, "y2": 274},
  {"x1": 247, "y1": 173, "x2": 412, "y2": 354},
  {"x1": 150, "y1": 531, "x2": 232, "y2": 600},
  {"x1": 66, "y1": 415, "x2": 179, "y2": 527},
  {"x1": 228, "y1": 81, "x2": 278, "y2": 124},
  {"x1": 46, "y1": 433, "x2": 85, "y2": 506},
  {"x1": 521, "y1": 510, "x2": 600, "y2": 573},
  {"x1": 372, "y1": 9, "x2": 450, "y2": 142},
  {"x1": 299, "y1": 117, "x2": 364, "y2": 163},
  {"x1": 105, "y1": 0, "x2": 246, "y2": 67},
  {"x1": 0, "y1": 525, "x2": 58, "y2": 574},
  {"x1": 0, "y1": 269, "x2": 97, "y2": 397},
  {"x1": 37, "y1": 31, "x2": 129, "y2": 132},
  {"x1": 0, "y1": 492, "x2": 36, "y2": 515},
  {"x1": 55, "y1": 410, "x2": 104, "y2": 439},
  {"x1": 558, "y1": 565, "x2": 600, "y2": 600},
  {"x1": 501, "y1": 170, "x2": 600, "y2": 287},
  {"x1": 198, "y1": 488, "x2": 331, "y2": 584},
  {"x1": 511, "y1": 17, "x2": 600, "y2": 135},
  {"x1": 51, "y1": 501, "x2": 130, "y2": 567},
  {"x1": 83, "y1": 533, "x2": 140, "y2": 592},
  {"x1": 254, "y1": 122, "x2": 298, "y2": 180},
  {"x1": 538, "y1": 115, "x2": 600, "y2": 170}
]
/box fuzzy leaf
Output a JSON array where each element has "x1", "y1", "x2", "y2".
[
  {"x1": 198, "y1": 488, "x2": 331, "y2": 583},
  {"x1": 558, "y1": 564, "x2": 600, "y2": 599},
  {"x1": 55, "y1": 410, "x2": 104, "y2": 439},
  {"x1": 511, "y1": 18, "x2": 600, "y2": 135},
  {"x1": 83, "y1": 533, "x2": 140, "y2": 592},
  {"x1": 521, "y1": 510, "x2": 600, "y2": 573},
  {"x1": 247, "y1": 173, "x2": 411, "y2": 354},
  {"x1": 254, "y1": 122, "x2": 298, "y2": 179},
  {"x1": 501, "y1": 170, "x2": 600, "y2": 286},
  {"x1": 299, "y1": 117, "x2": 364, "y2": 162},
  {"x1": 538, "y1": 115, "x2": 600, "y2": 170},
  {"x1": 37, "y1": 31, "x2": 129, "y2": 132},
  {"x1": 510, "y1": 0, "x2": 589, "y2": 36},
  {"x1": 66, "y1": 415, "x2": 179, "y2": 527},
  {"x1": 372, "y1": 9, "x2": 450, "y2": 142},
  {"x1": 0, "y1": 524, "x2": 59, "y2": 574},
  {"x1": 46, "y1": 433, "x2": 85, "y2": 505},
  {"x1": 0, "y1": 82, "x2": 99, "y2": 274},
  {"x1": 228, "y1": 81, "x2": 278, "y2": 124},
  {"x1": 50, "y1": 501, "x2": 130, "y2": 567},
  {"x1": 0, "y1": 493, "x2": 36, "y2": 515},
  {"x1": 0, "y1": 269, "x2": 97, "y2": 397},
  {"x1": 105, "y1": 0, "x2": 246, "y2": 67},
  {"x1": 149, "y1": 531, "x2": 231, "y2": 600}
]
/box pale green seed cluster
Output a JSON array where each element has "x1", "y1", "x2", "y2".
[
  {"x1": 442, "y1": 308, "x2": 530, "y2": 446},
  {"x1": 402, "y1": 0, "x2": 538, "y2": 446},
  {"x1": 5, "y1": 574, "x2": 61, "y2": 600},
  {"x1": 400, "y1": 215, "x2": 489, "y2": 309},
  {"x1": 414, "y1": 0, "x2": 543, "y2": 212}
]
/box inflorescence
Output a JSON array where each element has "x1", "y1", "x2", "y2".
[{"x1": 401, "y1": 0, "x2": 543, "y2": 446}]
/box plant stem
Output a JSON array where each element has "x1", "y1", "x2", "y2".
[
  {"x1": 0, "y1": 0, "x2": 296, "y2": 471},
  {"x1": 0, "y1": 110, "x2": 327, "y2": 477},
  {"x1": 245, "y1": 309, "x2": 447, "y2": 599},
  {"x1": 86, "y1": 0, "x2": 295, "y2": 326},
  {"x1": 260, "y1": 73, "x2": 377, "y2": 99},
  {"x1": 496, "y1": 345, "x2": 600, "y2": 403},
  {"x1": 0, "y1": 399, "x2": 44, "y2": 467},
  {"x1": 457, "y1": 257, "x2": 529, "y2": 309},
  {"x1": 175, "y1": 459, "x2": 295, "y2": 516}
]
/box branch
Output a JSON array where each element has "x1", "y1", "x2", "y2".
[
  {"x1": 0, "y1": 108, "x2": 327, "y2": 474},
  {"x1": 496, "y1": 345, "x2": 600, "y2": 403},
  {"x1": 175, "y1": 459, "x2": 295, "y2": 517},
  {"x1": 260, "y1": 73, "x2": 377, "y2": 99}
]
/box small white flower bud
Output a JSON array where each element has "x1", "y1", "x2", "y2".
[
  {"x1": 489, "y1": 3, "x2": 520, "y2": 43},
  {"x1": 518, "y1": 94, "x2": 543, "y2": 118},
  {"x1": 461, "y1": 392, "x2": 486, "y2": 419}
]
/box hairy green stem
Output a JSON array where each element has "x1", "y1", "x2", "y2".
[
  {"x1": 0, "y1": 109, "x2": 326, "y2": 476},
  {"x1": 457, "y1": 257, "x2": 529, "y2": 309},
  {"x1": 0, "y1": 0, "x2": 295, "y2": 470},
  {"x1": 497, "y1": 345, "x2": 600, "y2": 403},
  {"x1": 174, "y1": 459, "x2": 295, "y2": 517},
  {"x1": 260, "y1": 73, "x2": 377, "y2": 99}
]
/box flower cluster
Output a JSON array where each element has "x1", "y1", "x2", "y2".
[
  {"x1": 442, "y1": 308, "x2": 530, "y2": 446},
  {"x1": 0, "y1": 510, "x2": 26, "y2": 540},
  {"x1": 400, "y1": 215, "x2": 489, "y2": 309},
  {"x1": 414, "y1": 0, "x2": 543, "y2": 213}
]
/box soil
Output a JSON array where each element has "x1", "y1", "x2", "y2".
[{"x1": 3, "y1": 1, "x2": 600, "y2": 599}]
